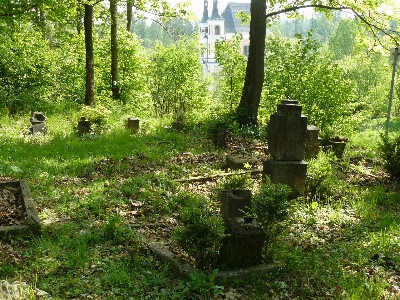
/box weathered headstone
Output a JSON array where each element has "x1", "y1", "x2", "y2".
[
  {"x1": 172, "y1": 121, "x2": 184, "y2": 131},
  {"x1": 127, "y1": 117, "x2": 140, "y2": 133},
  {"x1": 220, "y1": 190, "x2": 252, "y2": 225},
  {"x1": 219, "y1": 217, "x2": 266, "y2": 268},
  {"x1": 328, "y1": 136, "x2": 348, "y2": 158},
  {"x1": 29, "y1": 112, "x2": 46, "y2": 134},
  {"x1": 263, "y1": 100, "x2": 308, "y2": 196},
  {"x1": 219, "y1": 190, "x2": 266, "y2": 268},
  {"x1": 305, "y1": 125, "x2": 321, "y2": 160},
  {"x1": 77, "y1": 116, "x2": 91, "y2": 134}
]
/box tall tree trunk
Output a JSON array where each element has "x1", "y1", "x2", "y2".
[
  {"x1": 110, "y1": 0, "x2": 120, "y2": 100},
  {"x1": 127, "y1": 1, "x2": 133, "y2": 32},
  {"x1": 236, "y1": 0, "x2": 266, "y2": 126},
  {"x1": 84, "y1": 4, "x2": 94, "y2": 106}
]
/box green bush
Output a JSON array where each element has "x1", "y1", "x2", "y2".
[
  {"x1": 251, "y1": 178, "x2": 291, "y2": 248},
  {"x1": 379, "y1": 133, "x2": 400, "y2": 178},
  {"x1": 305, "y1": 151, "x2": 338, "y2": 200},
  {"x1": 171, "y1": 194, "x2": 225, "y2": 269},
  {"x1": 79, "y1": 105, "x2": 111, "y2": 127}
]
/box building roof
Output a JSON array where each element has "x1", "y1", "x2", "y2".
[{"x1": 221, "y1": 2, "x2": 250, "y2": 34}]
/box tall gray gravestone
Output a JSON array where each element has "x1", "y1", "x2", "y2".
[{"x1": 263, "y1": 100, "x2": 308, "y2": 196}]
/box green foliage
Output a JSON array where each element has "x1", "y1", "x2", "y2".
[
  {"x1": 214, "y1": 34, "x2": 247, "y2": 113},
  {"x1": 251, "y1": 178, "x2": 291, "y2": 246},
  {"x1": 96, "y1": 29, "x2": 150, "y2": 109},
  {"x1": 214, "y1": 172, "x2": 253, "y2": 197},
  {"x1": 379, "y1": 132, "x2": 400, "y2": 177},
  {"x1": 149, "y1": 35, "x2": 208, "y2": 118},
  {"x1": 261, "y1": 32, "x2": 356, "y2": 138},
  {"x1": 104, "y1": 214, "x2": 136, "y2": 244},
  {"x1": 305, "y1": 151, "x2": 339, "y2": 200},
  {"x1": 79, "y1": 105, "x2": 111, "y2": 127},
  {"x1": 0, "y1": 28, "x2": 58, "y2": 114},
  {"x1": 327, "y1": 19, "x2": 359, "y2": 60},
  {"x1": 172, "y1": 193, "x2": 225, "y2": 269},
  {"x1": 174, "y1": 269, "x2": 223, "y2": 298}
]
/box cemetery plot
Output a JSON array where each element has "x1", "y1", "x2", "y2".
[{"x1": 0, "y1": 180, "x2": 40, "y2": 237}]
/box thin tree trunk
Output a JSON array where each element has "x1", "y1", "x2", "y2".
[
  {"x1": 84, "y1": 4, "x2": 94, "y2": 106},
  {"x1": 110, "y1": 0, "x2": 120, "y2": 99},
  {"x1": 236, "y1": 0, "x2": 266, "y2": 125},
  {"x1": 127, "y1": 1, "x2": 133, "y2": 32}
]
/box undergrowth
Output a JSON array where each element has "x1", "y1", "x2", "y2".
[{"x1": 0, "y1": 114, "x2": 399, "y2": 299}]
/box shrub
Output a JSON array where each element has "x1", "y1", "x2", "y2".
[
  {"x1": 379, "y1": 133, "x2": 400, "y2": 178},
  {"x1": 305, "y1": 151, "x2": 338, "y2": 200},
  {"x1": 79, "y1": 105, "x2": 111, "y2": 128},
  {"x1": 172, "y1": 194, "x2": 225, "y2": 269},
  {"x1": 251, "y1": 178, "x2": 291, "y2": 248}
]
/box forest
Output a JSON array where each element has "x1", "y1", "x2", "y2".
[{"x1": 0, "y1": 0, "x2": 400, "y2": 299}]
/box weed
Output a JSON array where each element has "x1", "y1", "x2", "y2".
[
  {"x1": 172, "y1": 194, "x2": 226, "y2": 269},
  {"x1": 174, "y1": 269, "x2": 223, "y2": 299}
]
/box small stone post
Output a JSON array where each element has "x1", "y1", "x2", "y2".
[
  {"x1": 29, "y1": 112, "x2": 47, "y2": 134},
  {"x1": 127, "y1": 117, "x2": 140, "y2": 133},
  {"x1": 77, "y1": 116, "x2": 91, "y2": 134}
]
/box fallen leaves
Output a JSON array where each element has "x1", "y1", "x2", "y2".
[{"x1": 0, "y1": 185, "x2": 26, "y2": 226}]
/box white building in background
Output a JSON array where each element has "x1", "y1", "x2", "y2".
[{"x1": 199, "y1": 0, "x2": 250, "y2": 74}]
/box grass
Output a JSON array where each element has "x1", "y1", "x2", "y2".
[{"x1": 0, "y1": 112, "x2": 400, "y2": 299}]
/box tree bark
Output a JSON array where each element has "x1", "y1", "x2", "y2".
[
  {"x1": 127, "y1": 1, "x2": 133, "y2": 32},
  {"x1": 84, "y1": 4, "x2": 94, "y2": 106},
  {"x1": 236, "y1": 0, "x2": 266, "y2": 126},
  {"x1": 110, "y1": 0, "x2": 120, "y2": 99}
]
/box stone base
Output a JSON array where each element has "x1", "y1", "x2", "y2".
[
  {"x1": 226, "y1": 156, "x2": 259, "y2": 170},
  {"x1": 220, "y1": 190, "x2": 252, "y2": 225},
  {"x1": 263, "y1": 160, "x2": 307, "y2": 197},
  {"x1": 0, "y1": 180, "x2": 40, "y2": 237},
  {"x1": 30, "y1": 123, "x2": 47, "y2": 135},
  {"x1": 328, "y1": 141, "x2": 347, "y2": 158},
  {"x1": 219, "y1": 217, "x2": 266, "y2": 269}
]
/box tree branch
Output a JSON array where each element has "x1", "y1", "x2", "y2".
[
  {"x1": 266, "y1": 4, "x2": 400, "y2": 49},
  {"x1": 0, "y1": 4, "x2": 38, "y2": 17}
]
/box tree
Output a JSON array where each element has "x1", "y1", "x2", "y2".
[
  {"x1": 236, "y1": 0, "x2": 266, "y2": 125},
  {"x1": 84, "y1": 3, "x2": 94, "y2": 106},
  {"x1": 236, "y1": 0, "x2": 400, "y2": 126},
  {"x1": 110, "y1": 0, "x2": 120, "y2": 100}
]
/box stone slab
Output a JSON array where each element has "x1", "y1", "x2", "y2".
[
  {"x1": 225, "y1": 156, "x2": 259, "y2": 170},
  {"x1": 0, "y1": 180, "x2": 40, "y2": 238},
  {"x1": 147, "y1": 239, "x2": 279, "y2": 283}
]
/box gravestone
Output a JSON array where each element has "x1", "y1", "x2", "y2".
[
  {"x1": 219, "y1": 190, "x2": 252, "y2": 225},
  {"x1": 263, "y1": 100, "x2": 308, "y2": 196},
  {"x1": 219, "y1": 217, "x2": 266, "y2": 268},
  {"x1": 305, "y1": 125, "x2": 321, "y2": 160},
  {"x1": 219, "y1": 190, "x2": 266, "y2": 268},
  {"x1": 127, "y1": 117, "x2": 140, "y2": 133},
  {"x1": 77, "y1": 116, "x2": 91, "y2": 134},
  {"x1": 328, "y1": 136, "x2": 348, "y2": 158},
  {"x1": 29, "y1": 112, "x2": 46, "y2": 134}
]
